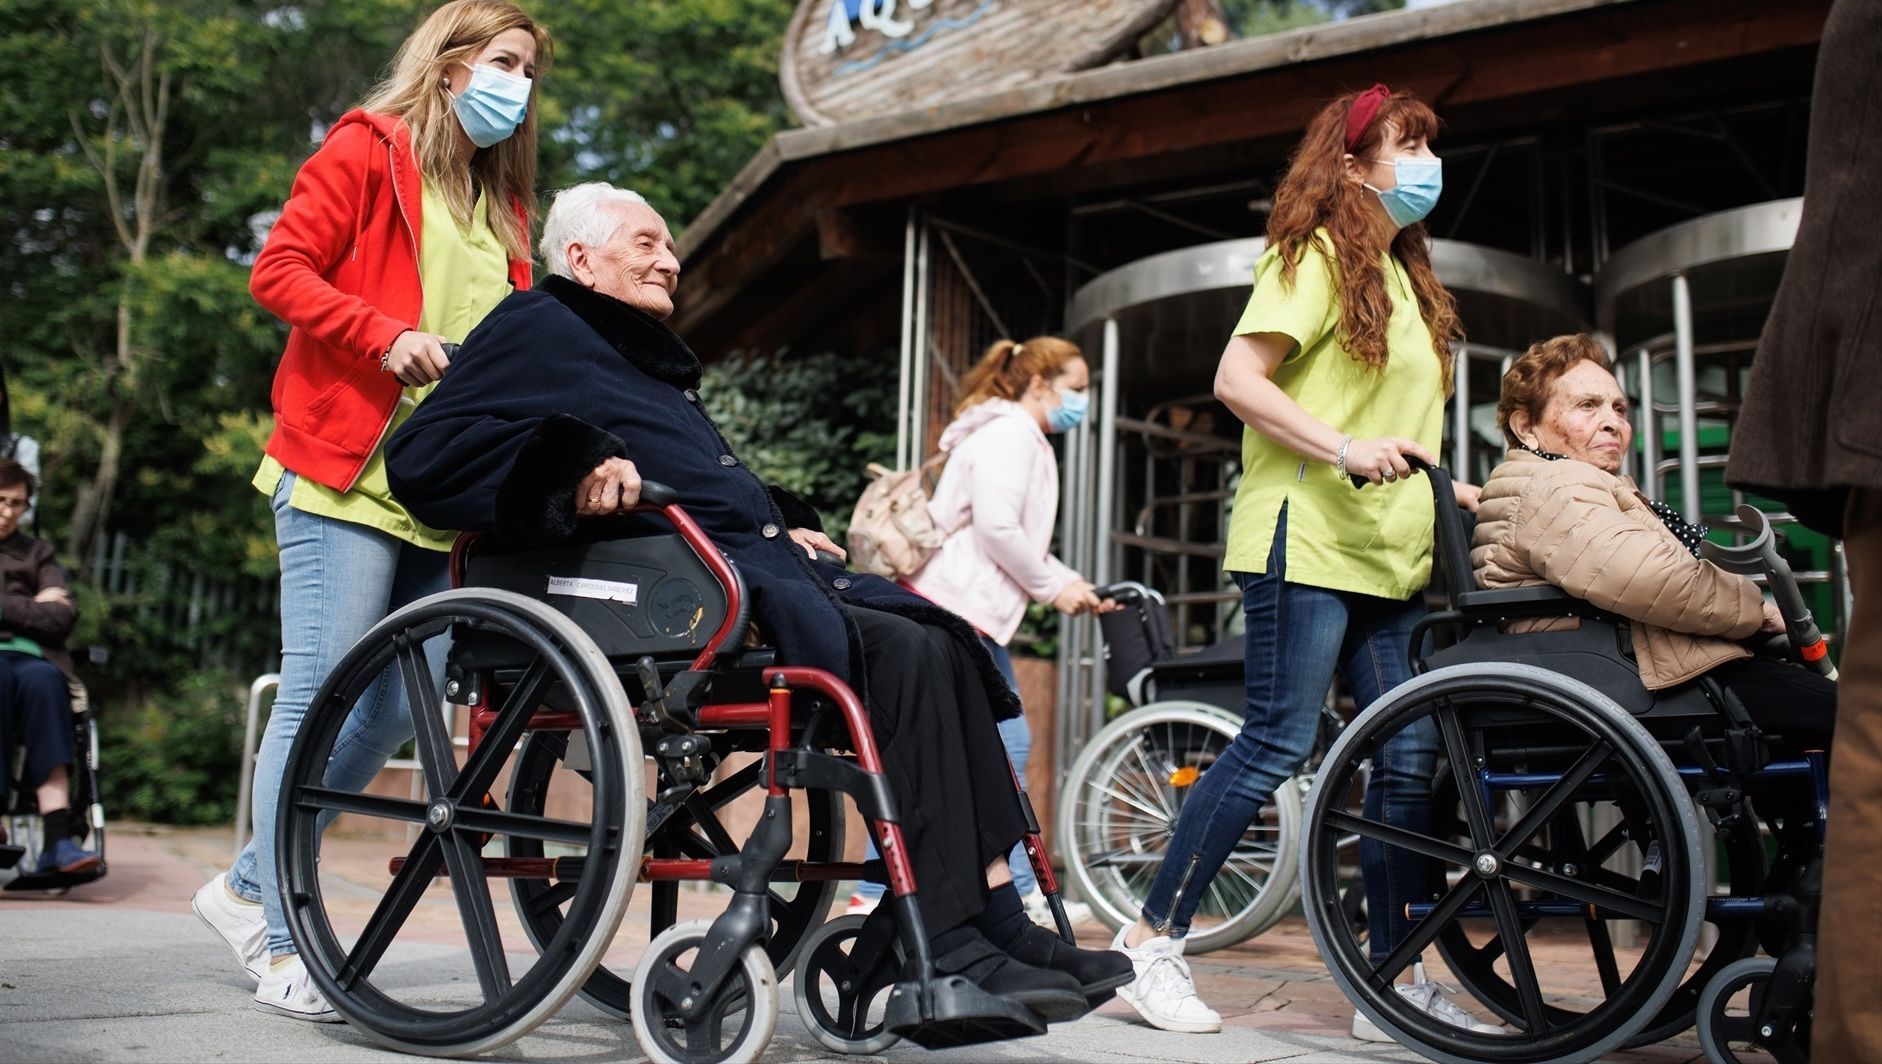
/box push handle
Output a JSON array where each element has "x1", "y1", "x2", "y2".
[{"x1": 1349, "y1": 453, "x2": 1433, "y2": 490}]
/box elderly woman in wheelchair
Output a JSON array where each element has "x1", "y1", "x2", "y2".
[
  {"x1": 255, "y1": 182, "x2": 1127, "y2": 1060},
  {"x1": 1296, "y1": 334, "x2": 1830, "y2": 1063}
]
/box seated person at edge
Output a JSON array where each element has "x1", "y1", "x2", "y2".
[
  {"x1": 385, "y1": 182, "x2": 1132, "y2": 1019},
  {"x1": 0, "y1": 459, "x2": 99, "y2": 874},
  {"x1": 1473, "y1": 334, "x2": 1835, "y2": 752}
]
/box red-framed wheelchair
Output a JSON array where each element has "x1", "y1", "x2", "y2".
[{"x1": 274, "y1": 481, "x2": 1073, "y2": 1061}]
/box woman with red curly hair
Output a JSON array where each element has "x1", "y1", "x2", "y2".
[{"x1": 1112, "y1": 85, "x2": 1497, "y2": 1041}]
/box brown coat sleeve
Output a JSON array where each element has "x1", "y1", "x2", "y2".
[
  {"x1": 1515, "y1": 466, "x2": 1764, "y2": 639},
  {"x1": 1, "y1": 540, "x2": 76, "y2": 643}
]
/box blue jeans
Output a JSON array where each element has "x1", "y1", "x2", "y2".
[
  {"x1": 1140, "y1": 504, "x2": 1438, "y2": 961},
  {"x1": 227, "y1": 473, "x2": 449, "y2": 955},
  {"x1": 858, "y1": 634, "x2": 1037, "y2": 899}
]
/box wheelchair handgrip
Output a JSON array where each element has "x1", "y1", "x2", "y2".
[
  {"x1": 636, "y1": 480, "x2": 679, "y2": 509},
  {"x1": 1091, "y1": 582, "x2": 1144, "y2": 605},
  {"x1": 1348, "y1": 453, "x2": 1433, "y2": 490},
  {"x1": 440, "y1": 342, "x2": 461, "y2": 360}
]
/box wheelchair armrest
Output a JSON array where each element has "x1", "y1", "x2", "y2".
[{"x1": 1454, "y1": 585, "x2": 1609, "y2": 620}]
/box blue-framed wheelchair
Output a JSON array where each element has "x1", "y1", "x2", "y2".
[
  {"x1": 273, "y1": 482, "x2": 1078, "y2": 1061},
  {"x1": 1299, "y1": 461, "x2": 1823, "y2": 1063},
  {"x1": 1, "y1": 674, "x2": 106, "y2": 893}
]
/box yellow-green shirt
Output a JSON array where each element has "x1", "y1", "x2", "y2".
[
  {"x1": 1222, "y1": 231, "x2": 1445, "y2": 599},
  {"x1": 255, "y1": 181, "x2": 513, "y2": 549}
]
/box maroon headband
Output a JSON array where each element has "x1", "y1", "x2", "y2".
[{"x1": 1344, "y1": 83, "x2": 1391, "y2": 152}]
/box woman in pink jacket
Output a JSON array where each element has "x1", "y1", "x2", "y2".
[{"x1": 852, "y1": 336, "x2": 1115, "y2": 919}]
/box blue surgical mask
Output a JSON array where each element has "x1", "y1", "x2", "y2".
[
  {"x1": 1047, "y1": 386, "x2": 1089, "y2": 433},
  {"x1": 1364, "y1": 156, "x2": 1442, "y2": 229},
  {"x1": 449, "y1": 63, "x2": 533, "y2": 148}
]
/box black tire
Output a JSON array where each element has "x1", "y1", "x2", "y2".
[
  {"x1": 1301, "y1": 663, "x2": 1706, "y2": 1064},
  {"x1": 792, "y1": 913, "x2": 907, "y2": 1055},
  {"x1": 278, "y1": 589, "x2": 643, "y2": 1057}
]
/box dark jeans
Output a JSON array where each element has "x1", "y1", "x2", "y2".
[
  {"x1": 0, "y1": 651, "x2": 73, "y2": 808},
  {"x1": 1140, "y1": 505, "x2": 1438, "y2": 961},
  {"x1": 849, "y1": 605, "x2": 1028, "y2": 936}
]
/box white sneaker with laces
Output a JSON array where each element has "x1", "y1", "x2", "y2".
[
  {"x1": 192, "y1": 873, "x2": 268, "y2": 985},
  {"x1": 1112, "y1": 926, "x2": 1222, "y2": 1033},
  {"x1": 1351, "y1": 963, "x2": 1503, "y2": 1042},
  {"x1": 253, "y1": 955, "x2": 341, "y2": 1023},
  {"x1": 1021, "y1": 887, "x2": 1093, "y2": 928}
]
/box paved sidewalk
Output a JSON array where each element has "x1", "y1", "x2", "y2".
[{"x1": 0, "y1": 826, "x2": 1718, "y2": 1062}]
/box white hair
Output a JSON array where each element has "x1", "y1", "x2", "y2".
[{"x1": 539, "y1": 182, "x2": 650, "y2": 279}]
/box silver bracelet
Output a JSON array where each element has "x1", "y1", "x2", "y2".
[{"x1": 1334, "y1": 434, "x2": 1354, "y2": 478}]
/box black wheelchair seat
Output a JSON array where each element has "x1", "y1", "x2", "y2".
[
  {"x1": 456, "y1": 533, "x2": 733, "y2": 672},
  {"x1": 1417, "y1": 462, "x2": 1723, "y2": 727}
]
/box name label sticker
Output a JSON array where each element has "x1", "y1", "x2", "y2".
[{"x1": 547, "y1": 576, "x2": 640, "y2": 605}]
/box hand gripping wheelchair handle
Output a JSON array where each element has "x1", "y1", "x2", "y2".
[
  {"x1": 1701, "y1": 504, "x2": 1836, "y2": 679},
  {"x1": 1348, "y1": 452, "x2": 1433, "y2": 490}
]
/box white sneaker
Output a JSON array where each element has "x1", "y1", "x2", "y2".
[
  {"x1": 192, "y1": 873, "x2": 268, "y2": 985},
  {"x1": 253, "y1": 955, "x2": 341, "y2": 1022},
  {"x1": 1111, "y1": 925, "x2": 1222, "y2": 1034},
  {"x1": 844, "y1": 891, "x2": 880, "y2": 916},
  {"x1": 1021, "y1": 887, "x2": 1093, "y2": 928},
  {"x1": 1351, "y1": 963, "x2": 1503, "y2": 1042}
]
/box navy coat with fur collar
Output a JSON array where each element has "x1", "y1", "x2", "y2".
[{"x1": 385, "y1": 275, "x2": 1018, "y2": 718}]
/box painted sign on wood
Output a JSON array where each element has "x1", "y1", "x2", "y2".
[{"x1": 781, "y1": 0, "x2": 1179, "y2": 128}]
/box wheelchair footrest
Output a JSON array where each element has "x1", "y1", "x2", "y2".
[
  {"x1": 885, "y1": 974, "x2": 1047, "y2": 1049},
  {"x1": 0, "y1": 844, "x2": 23, "y2": 870}
]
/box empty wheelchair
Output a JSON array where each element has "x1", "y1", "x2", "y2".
[
  {"x1": 274, "y1": 481, "x2": 1076, "y2": 1061},
  {"x1": 1299, "y1": 461, "x2": 1823, "y2": 1063},
  {"x1": 2, "y1": 674, "x2": 106, "y2": 893}
]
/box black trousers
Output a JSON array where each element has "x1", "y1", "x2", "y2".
[
  {"x1": 0, "y1": 651, "x2": 73, "y2": 808},
  {"x1": 1710, "y1": 656, "x2": 1836, "y2": 755},
  {"x1": 848, "y1": 606, "x2": 1027, "y2": 935}
]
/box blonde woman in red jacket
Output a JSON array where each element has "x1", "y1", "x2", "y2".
[{"x1": 190, "y1": 1, "x2": 550, "y2": 1022}]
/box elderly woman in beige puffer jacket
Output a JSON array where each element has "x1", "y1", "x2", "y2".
[{"x1": 1472, "y1": 334, "x2": 1833, "y2": 747}]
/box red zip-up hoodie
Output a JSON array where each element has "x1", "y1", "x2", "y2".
[{"x1": 250, "y1": 109, "x2": 531, "y2": 491}]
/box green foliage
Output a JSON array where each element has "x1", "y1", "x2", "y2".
[
  {"x1": 2, "y1": 0, "x2": 802, "y2": 821},
  {"x1": 702, "y1": 348, "x2": 898, "y2": 542},
  {"x1": 533, "y1": 0, "x2": 798, "y2": 229},
  {"x1": 97, "y1": 671, "x2": 248, "y2": 825}
]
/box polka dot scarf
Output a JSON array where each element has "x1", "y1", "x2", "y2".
[{"x1": 1522, "y1": 445, "x2": 1709, "y2": 558}]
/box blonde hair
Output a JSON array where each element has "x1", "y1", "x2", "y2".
[
  {"x1": 955, "y1": 336, "x2": 1084, "y2": 415},
  {"x1": 358, "y1": 0, "x2": 553, "y2": 262}
]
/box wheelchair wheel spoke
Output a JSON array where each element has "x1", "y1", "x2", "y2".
[
  {"x1": 1584, "y1": 916, "x2": 1623, "y2": 995},
  {"x1": 1495, "y1": 741, "x2": 1611, "y2": 855},
  {"x1": 440, "y1": 829, "x2": 511, "y2": 1001},
  {"x1": 1437, "y1": 704, "x2": 1496, "y2": 848},
  {"x1": 454, "y1": 806, "x2": 595, "y2": 847},
  {"x1": 452, "y1": 655, "x2": 552, "y2": 804},
  {"x1": 526, "y1": 879, "x2": 580, "y2": 919},
  {"x1": 1088, "y1": 777, "x2": 1174, "y2": 825},
  {"x1": 295, "y1": 786, "x2": 429, "y2": 825},
  {"x1": 1124, "y1": 736, "x2": 1179, "y2": 820},
  {"x1": 341, "y1": 833, "x2": 444, "y2": 989},
  {"x1": 700, "y1": 758, "x2": 765, "y2": 810},
  {"x1": 1487, "y1": 880, "x2": 1549, "y2": 1034},
  {"x1": 400, "y1": 639, "x2": 456, "y2": 797},
  {"x1": 1499, "y1": 862, "x2": 1663, "y2": 923},
  {"x1": 684, "y1": 795, "x2": 740, "y2": 854},
  {"x1": 1324, "y1": 810, "x2": 1475, "y2": 868},
  {"x1": 1375, "y1": 877, "x2": 1483, "y2": 985}
]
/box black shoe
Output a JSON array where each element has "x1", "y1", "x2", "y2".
[
  {"x1": 909, "y1": 926, "x2": 1090, "y2": 1022},
  {"x1": 1004, "y1": 922, "x2": 1135, "y2": 1008}
]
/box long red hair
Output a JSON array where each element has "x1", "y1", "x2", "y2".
[{"x1": 1266, "y1": 87, "x2": 1462, "y2": 392}]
